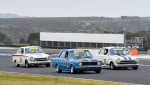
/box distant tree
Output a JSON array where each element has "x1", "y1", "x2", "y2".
[
  {"x1": 19, "y1": 38, "x2": 26, "y2": 44},
  {"x1": 3, "y1": 40, "x2": 13, "y2": 45},
  {"x1": 104, "y1": 31, "x2": 114, "y2": 33},
  {"x1": 0, "y1": 32, "x2": 6, "y2": 42},
  {"x1": 27, "y1": 32, "x2": 40, "y2": 45}
]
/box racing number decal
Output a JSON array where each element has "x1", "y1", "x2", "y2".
[
  {"x1": 64, "y1": 61, "x2": 67, "y2": 67},
  {"x1": 104, "y1": 59, "x2": 107, "y2": 64},
  {"x1": 20, "y1": 58, "x2": 22, "y2": 62}
]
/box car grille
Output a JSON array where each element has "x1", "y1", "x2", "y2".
[
  {"x1": 119, "y1": 60, "x2": 136, "y2": 64},
  {"x1": 34, "y1": 58, "x2": 48, "y2": 61},
  {"x1": 82, "y1": 62, "x2": 97, "y2": 65}
]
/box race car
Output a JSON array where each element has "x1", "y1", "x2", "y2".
[
  {"x1": 94, "y1": 47, "x2": 139, "y2": 70},
  {"x1": 12, "y1": 46, "x2": 51, "y2": 68},
  {"x1": 51, "y1": 49, "x2": 102, "y2": 74}
]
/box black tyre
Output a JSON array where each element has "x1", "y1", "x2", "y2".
[
  {"x1": 70, "y1": 65, "x2": 76, "y2": 74},
  {"x1": 15, "y1": 60, "x2": 20, "y2": 67},
  {"x1": 46, "y1": 64, "x2": 50, "y2": 67},
  {"x1": 95, "y1": 69, "x2": 101, "y2": 73},
  {"x1": 132, "y1": 66, "x2": 138, "y2": 70},
  {"x1": 25, "y1": 60, "x2": 30, "y2": 68},
  {"x1": 56, "y1": 64, "x2": 62, "y2": 73},
  {"x1": 110, "y1": 62, "x2": 116, "y2": 70},
  {"x1": 34, "y1": 65, "x2": 38, "y2": 67}
]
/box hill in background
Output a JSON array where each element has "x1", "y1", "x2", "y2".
[
  {"x1": 0, "y1": 16, "x2": 150, "y2": 43},
  {"x1": 0, "y1": 13, "x2": 30, "y2": 18}
]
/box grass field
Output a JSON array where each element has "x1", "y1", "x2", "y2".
[{"x1": 0, "y1": 72, "x2": 135, "y2": 85}]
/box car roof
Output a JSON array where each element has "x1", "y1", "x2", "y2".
[
  {"x1": 20, "y1": 46, "x2": 40, "y2": 48},
  {"x1": 62, "y1": 49, "x2": 89, "y2": 51},
  {"x1": 101, "y1": 47, "x2": 126, "y2": 49}
]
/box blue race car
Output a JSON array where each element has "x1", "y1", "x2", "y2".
[{"x1": 51, "y1": 49, "x2": 102, "y2": 74}]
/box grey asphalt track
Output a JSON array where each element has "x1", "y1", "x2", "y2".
[{"x1": 0, "y1": 55, "x2": 150, "y2": 85}]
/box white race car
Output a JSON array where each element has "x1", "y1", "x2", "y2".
[
  {"x1": 94, "y1": 47, "x2": 139, "y2": 70},
  {"x1": 12, "y1": 46, "x2": 51, "y2": 68}
]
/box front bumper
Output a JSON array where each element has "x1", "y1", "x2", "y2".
[
  {"x1": 28, "y1": 61, "x2": 51, "y2": 65},
  {"x1": 76, "y1": 65, "x2": 102, "y2": 68},
  {"x1": 75, "y1": 65, "x2": 102, "y2": 70},
  {"x1": 115, "y1": 64, "x2": 139, "y2": 67}
]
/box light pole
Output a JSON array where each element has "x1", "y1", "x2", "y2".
[{"x1": 123, "y1": 28, "x2": 126, "y2": 47}]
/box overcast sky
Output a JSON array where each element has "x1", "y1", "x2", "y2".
[{"x1": 0, "y1": 0, "x2": 150, "y2": 17}]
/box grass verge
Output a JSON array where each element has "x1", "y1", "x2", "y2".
[{"x1": 0, "y1": 72, "x2": 135, "y2": 85}]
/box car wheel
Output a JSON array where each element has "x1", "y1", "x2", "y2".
[
  {"x1": 46, "y1": 64, "x2": 50, "y2": 67},
  {"x1": 56, "y1": 64, "x2": 62, "y2": 73},
  {"x1": 71, "y1": 65, "x2": 76, "y2": 74},
  {"x1": 25, "y1": 60, "x2": 30, "y2": 68},
  {"x1": 15, "y1": 60, "x2": 20, "y2": 67},
  {"x1": 110, "y1": 62, "x2": 116, "y2": 70},
  {"x1": 34, "y1": 65, "x2": 38, "y2": 67},
  {"x1": 95, "y1": 69, "x2": 101, "y2": 73},
  {"x1": 132, "y1": 66, "x2": 138, "y2": 70}
]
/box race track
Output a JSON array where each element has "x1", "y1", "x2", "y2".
[{"x1": 0, "y1": 55, "x2": 150, "y2": 85}]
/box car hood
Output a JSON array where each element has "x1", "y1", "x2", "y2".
[
  {"x1": 26, "y1": 53, "x2": 49, "y2": 58},
  {"x1": 73, "y1": 57, "x2": 101, "y2": 62},
  {"x1": 111, "y1": 55, "x2": 137, "y2": 61}
]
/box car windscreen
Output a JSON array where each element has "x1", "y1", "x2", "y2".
[
  {"x1": 110, "y1": 48, "x2": 130, "y2": 55},
  {"x1": 25, "y1": 47, "x2": 44, "y2": 54},
  {"x1": 70, "y1": 50, "x2": 92, "y2": 58}
]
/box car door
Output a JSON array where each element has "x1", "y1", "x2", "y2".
[
  {"x1": 14, "y1": 48, "x2": 21, "y2": 64},
  {"x1": 62, "y1": 51, "x2": 70, "y2": 70},
  {"x1": 19, "y1": 48, "x2": 24, "y2": 64},
  {"x1": 94, "y1": 49, "x2": 104, "y2": 63},
  {"x1": 102, "y1": 49, "x2": 109, "y2": 65},
  {"x1": 58, "y1": 51, "x2": 66, "y2": 69}
]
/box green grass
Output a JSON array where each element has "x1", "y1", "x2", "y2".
[{"x1": 0, "y1": 72, "x2": 135, "y2": 85}]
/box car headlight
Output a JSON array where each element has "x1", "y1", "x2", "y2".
[
  {"x1": 116, "y1": 58, "x2": 120, "y2": 63},
  {"x1": 136, "y1": 58, "x2": 139, "y2": 63},
  {"x1": 97, "y1": 61, "x2": 102, "y2": 65},
  {"x1": 78, "y1": 62, "x2": 82, "y2": 66},
  {"x1": 30, "y1": 56, "x2": 34, "y2": 61},
  {"x1": 48, "y1": 56, "x2": 51, "y2": 61}
]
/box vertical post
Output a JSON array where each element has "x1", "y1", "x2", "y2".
[
  {"x1": 64, "y1": 42, "x2": 66, "y2": 47},
  {"x1": 89, "y1": 43, "x2": 91, "y2": 47},
  {"x1": 96, "y1": 43, "x2": 97, "y2": 48},
  {"x1": 83, "y1": 42, "x2": 84, "y2": 47},
  {"x1": 46, "y1": 41, "x2": 48, "y2": 46},
  {"x1": 58, "y1": 42, "x2": 59, "y2": 47},
  {"x1": 70, "y1": 42, "x2": 72, "y2": 48},
  {"x1": 40, "y1": 41, "x2": 42, "y2": 46},
  {"x1": 52, "y1": 41, "x2": 53, "y2": 47},
  {"x1": 76, "y1": 42, "x2": 78, "y2": 48}
]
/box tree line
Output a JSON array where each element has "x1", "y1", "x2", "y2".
[
  {"x1": 0, "y1": 32, "x2": 39, "y2": 45},
  {"x1": 0, "y1": 32, "x2": 13, "y2": 45}
]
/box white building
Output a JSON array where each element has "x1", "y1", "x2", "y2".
[{"x1": 40, "y1": 32, "x2": 124, "y2": 48}]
